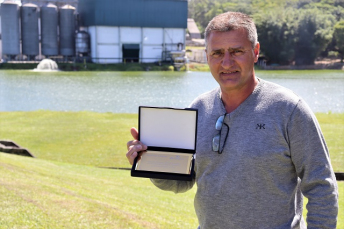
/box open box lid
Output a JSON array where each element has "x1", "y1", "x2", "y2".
[
  {"x1": 139, "y1": 106, "x2": 197, "y2": 153},
  {"x1": 132, "y1": 106, "x2": 198, "y2": 181}
]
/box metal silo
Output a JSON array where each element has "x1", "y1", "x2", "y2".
[
  {"x1": 59, "y1": 5, "x2": 75, "y2": 56},
  {"x1": 75, "y1": 30, "x2": 90, "y2": 56},
  {"x1": 1, "y1": 1, "x2": 20, "y2": 58},
  {"x1": 41, "y1": 3, "x2": 58, "y2": 56},
  {"x1": 21, "y1": 3, "x2": 39, "y2": 59}
]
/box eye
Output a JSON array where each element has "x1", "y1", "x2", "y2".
[
  {"x1": 232, "y1": 50, "x2": 244, "y2": 56},
  {"x1": 211, "y1": 50, "x2": 223, "y2": 58}
]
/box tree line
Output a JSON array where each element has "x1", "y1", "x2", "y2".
[{"x1": 188, "y1": 0, "x2": 344, "y2": 65}]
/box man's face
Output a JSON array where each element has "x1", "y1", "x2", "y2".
[{"x1": 205, "y1": 29, "x2": 260, "y2": 93}]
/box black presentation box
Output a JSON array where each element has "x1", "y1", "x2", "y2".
[{"x1": 131, "y1": 106, "x2": 198, "y2": 181}]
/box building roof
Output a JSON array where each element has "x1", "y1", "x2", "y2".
[
  {"x1": 187, "y1": 18, "x2": 201, "y2": 39},
  {"x1": 78, "y1": 0, "x2": 188, "y2": 28}
]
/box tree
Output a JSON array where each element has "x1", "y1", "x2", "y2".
[
  {"x1": 333, "y1": 20, "x2": 344, "y2": 62},
  {"x1": 188, "y1": 0, "x2": 343, "y2": 65},
  {"x1": 255, "y1": 9, "x2": 297, "y2": 65},
  {"x1": 190, "y1": 0, "x2": 215, "y2": 37},
  {"x1": 294, "y1": 9, "x2": 335, "y2": 65},
  {"x1": 189, "y1": 0, "x2": 253, "y2": 38}
]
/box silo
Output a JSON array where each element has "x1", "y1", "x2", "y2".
[
  {"x1": 41, "y1": 3, "x2": 58, "y2": 56},
  {"x1": 21, "y1": 3, "x2": 39, "y2": 58},
  {"x1": 1, "y1": 1, "x2": 20, "y2": 58},
  {"x1": 75, "y1": 30, "x2": 90, "y2": 56},
  {"x1": 59, "y1": 5, "x2": 75, "y2": 56}
]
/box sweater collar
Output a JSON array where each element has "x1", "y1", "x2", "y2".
[{"x1": 217, "y1": 77, "x2": 263, "y2": 115}]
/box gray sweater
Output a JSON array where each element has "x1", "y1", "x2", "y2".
[{"x1": 151, "y1": 79, "x2": 338, "y2": 229}]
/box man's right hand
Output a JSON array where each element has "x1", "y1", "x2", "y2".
[{"x1": 126, "y1": 127, "x2": 147, "y2": 165}]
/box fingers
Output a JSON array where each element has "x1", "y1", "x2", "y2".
[
  {"x1": 126, "y1": 142, "x2": 147, "y2": 165},
  {"x1": 126, "y1": 127, "x2": 147, "y2": 165},
  {"x1": 130, "y1": 127, "x2": 139, "y2": 140},
  {"x1": 126, "y1": 139, "x2": 141, "y2": 151},
  {"x1": 126, "y1": 144, "x2": 141, "y2": 165}
]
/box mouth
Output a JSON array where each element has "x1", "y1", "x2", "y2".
[{"x1": 220, "y1": 70, "x2": 239, "y2": 75}]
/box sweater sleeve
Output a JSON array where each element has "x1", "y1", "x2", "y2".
[
  {"x1": 148, "y1": 98, "x2": 199, "y2": 194},
  {"x1": 150, "y1": 178, "x2": 196, "y2": 194},
  {"x1": 288, "y1": 99, "x2": 338, "y2": 228}
]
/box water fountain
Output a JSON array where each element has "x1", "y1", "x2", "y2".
[{"x1": 33, "y1": 58, "x2": 59, "y2": 71}]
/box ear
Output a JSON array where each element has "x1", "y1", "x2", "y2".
[{"x1": 254, "y1": 43, "x2": 260, "y2": 63}]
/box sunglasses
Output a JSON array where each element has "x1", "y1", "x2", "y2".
[{"x1": 212, "y1": 114, "x2": 229, "y2": 154}]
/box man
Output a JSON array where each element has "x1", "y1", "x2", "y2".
[{"x1": 126, "y1": 12, "x2": 338, "y2": 228}]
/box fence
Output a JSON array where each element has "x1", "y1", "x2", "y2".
[{"x1": 186, "y1": 49, "x2": 207, "y2": 63}]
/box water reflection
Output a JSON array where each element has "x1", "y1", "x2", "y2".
[{"x1": 0, "y1": 70, "x2": 343, "y2": 113}]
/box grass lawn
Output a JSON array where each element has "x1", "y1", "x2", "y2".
[
  {"x1": 0, "y1": 111, "x2": 342, "y2": 171},
  {"x1": 1, "y1": 153, "x2": 342, "y2": 228},
  {"x1": 0, "y1": 111, "x2": 135, "y2": 168},
  {"x1": 315, "y1": 113, "x2": 344, "y2": 172},
  {"x1": 0, "y1": 153, "x2": 197, "y2": 228},
  {"x1": 0, "y1": 111, "x2": 343, "y2": 227}
]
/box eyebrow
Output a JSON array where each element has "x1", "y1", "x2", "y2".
[
  {"x1": 228, "y1": 46, "x2": 245, "y2": 51},
  {"x1": 209, "y1": 46, "x2": 245, "y2": 53}
]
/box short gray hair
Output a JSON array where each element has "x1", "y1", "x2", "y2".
[{"x1": 204, "y1": 12, "x2": 258, "y2": 48}]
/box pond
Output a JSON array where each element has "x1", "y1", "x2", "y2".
[{"x1": 0, "y1": 70, "x2": 343, "y2": 113}]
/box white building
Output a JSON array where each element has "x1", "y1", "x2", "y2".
[{"x1": 78, "y1": 0, "x2": 188, "y2": 63}]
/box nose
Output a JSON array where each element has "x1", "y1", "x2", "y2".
[{"x1": 221, "y1": 51, "x2": 234, "y2": 69}]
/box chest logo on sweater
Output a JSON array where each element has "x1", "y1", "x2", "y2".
[{"x1": 256, "y1": 124, "x2": 265, "y2": 129}]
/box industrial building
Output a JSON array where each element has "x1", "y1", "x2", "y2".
[
  {"x1": 0, "y1": 0, "x2": 188, "y2": 64},
  {"x1": 78, "y1": 0, "x2": 188, "y2": 63}
]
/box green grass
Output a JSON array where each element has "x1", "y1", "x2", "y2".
[
  {"x1": 0, "y1": 111, "x2": 342, "y2": 171},
  {"x1": 0, "y1": 111, "x2": 343, "y2": 228},
  {"x1": 186, "y1": 63, "x2": 210, "y2": 71},
  {"x1": 0, "y1": 153, "x2": 342, "y2": 228},
  {"x1": 316, "y1": 113, "x2": 344, "y2": 172},
  {"x1": 0, "y1": 153, "x2": 197, "y2": 228},
  {"x1": 0, "y1": 111, "x2": 135, "y2": 168}
]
